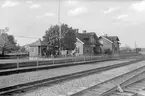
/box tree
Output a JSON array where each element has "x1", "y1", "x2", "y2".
[
  {"x1": 43, "y1": 24, "x2": 77, "y2": 54},
  {"x1": 0, "y1": 33, "x2": 17, "y2": 55},
  {"x1": 135, "y1": 48, "x2": 141, "y2": 53},
  {"x1": 61, "y1": 29, "x2": 76, "y2": 50},
  {"x1": 19, "y1": 46, "x2": 27, "y2": 53},
  {"x1": 14, "y1": 45, "x2": 28, "y2": 53}
]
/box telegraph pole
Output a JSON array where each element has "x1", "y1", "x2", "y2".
[
  {"x1": 135, "y1": 41, "x2": 137, "y2": 53},
  {"x1": 58, "y1": 0, "x2": 61, "y2": 56}
]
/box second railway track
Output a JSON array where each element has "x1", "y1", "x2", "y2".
[{"x1": 70, "y1": 60, "x2": 145, "y2": 96}]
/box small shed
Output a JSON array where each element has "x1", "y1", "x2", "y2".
[{"x1": 29, "y1": 39, "x2": 48, "y2": 58}]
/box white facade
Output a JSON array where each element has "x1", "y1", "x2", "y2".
[
  {"x1": 75, "y1": 38, "x2": 84, "y2": 56},
  {"x1": 99, "y1": 36, "x2": 120, "y2": 54},
  {"x1": 61, "y1": 50, "x2": 67, "y2": 55},
  {"x1": 99, "y1": 37, "x2": 113, "y2": 51},
  {"x1": 61, "y1": 50, "x2": 73, "y2": 56}
]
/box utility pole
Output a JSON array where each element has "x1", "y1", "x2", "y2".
[
  {"x1": 135, "y1": 41, "x2": 137, "y2": 53},
  {"x1": 58, "y1": 0, "x2": 61, "y2": 56}
]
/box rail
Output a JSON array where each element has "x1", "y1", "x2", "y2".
[{"x1": 70, "y1": 58, "x2": 145, "y2": 96}]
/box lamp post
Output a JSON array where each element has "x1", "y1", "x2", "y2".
[
  {"x1": 135, "y1": 41, "x2": 137, "y2": 53},
  {"x1": 58, "y1": 0, "x2": 61, "y2": 56}
]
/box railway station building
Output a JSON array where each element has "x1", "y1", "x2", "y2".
[
  {"x1": 99, "y1": 35, "x2": 121, "y2": 55},
  {"x1": 74, "y1": 30, "x2": 101, "y2": 56},
  {"x1": 29, "y1": 39, "x2": 48, "y2": 59}
]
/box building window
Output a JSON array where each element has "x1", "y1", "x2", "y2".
[
  {"x1": 76, "y1": 47, "x2": 80, "y2": 53},
  {"x1": 31, "y1": 47, "x2": 35, "y2": 53}
]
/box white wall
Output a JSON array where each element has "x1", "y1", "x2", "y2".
[
  {"x1": 75, "y1": 38, "x2": 84, "y2": 56},
  {"x1": 29, "y1": 46, "x2": 38, "y2": 57},
  {"x1": 99, "y1": 38, "x2": 112, "y2": 51}
]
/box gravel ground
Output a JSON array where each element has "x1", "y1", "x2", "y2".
[
  {"x1": 18, "y1": 61, "x2": 145, "y2": 96},
  {"x1": 0, "y1": 59, "x2": 133, "y2": 89}
]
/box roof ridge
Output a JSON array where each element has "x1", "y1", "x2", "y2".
[{"x1": 29, "y1": 39, "x2": 47, "y2": 46}]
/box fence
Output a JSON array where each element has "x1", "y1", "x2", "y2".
[
  {"x1": 0, "y1": 52, "x2": 142, "y2": 70},
  {"x1": 0, "y1": 55, "x2": 118, "y2": 70}
]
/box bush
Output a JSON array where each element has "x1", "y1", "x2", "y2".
[{"x1": 104, "y1": 49, "x2": 112, "y2": 55}]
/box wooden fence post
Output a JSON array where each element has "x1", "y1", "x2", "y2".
[
  {"x1": 53, "y1": 59, "x2": 54, "y2": 64},
  {"x1": 37, "y1": 57, "x2": 39, "y2": 67},
  {"x1": 84, "y1": 56, "x2": 86, "y2": 61},
  {"x1": 17, "y1": 57, "x2": 19, "y2": 68},
  {"x1": 91, "y1": 55, "x2": 92, "y2": 61}
]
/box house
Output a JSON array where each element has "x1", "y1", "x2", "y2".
[
  {"x1": 99, "y1": 35, "x2": 120, "y2": 54},
  {"x1": 75, "y1": 30, "x2": 101, "y2": 56},
  {"x1": 29, "y1": 39, "x2": 48, "y2": 59}
]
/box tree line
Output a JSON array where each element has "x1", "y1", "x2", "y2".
[
  {"x1": 1, "y1": 23, "x2": 141, "y2": 56},
  {"x1": 0, "y1": 32, "x2": 27, "y2": 56},
  {"x1": 0, "y1": 24, "x2": 77, "y2": 56}
]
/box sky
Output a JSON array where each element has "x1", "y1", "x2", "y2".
[{"x1": 0, "y1": 0, "x2": 145, "y2": 48}]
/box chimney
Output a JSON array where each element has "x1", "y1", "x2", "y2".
[{"x1": 83, "y1": 30, "x2": 87, "y2": 33}]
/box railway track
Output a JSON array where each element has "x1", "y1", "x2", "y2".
[
  {"x1": 69, "y1": 60, "x2": 145, "y2": 96},
  {"x1": 0, "y1": 58, "x2": 143, "y2": 95},
  {"x1": 102, "y1": 68, "x2": 145, "y2": 96},
  {"x1": 109, "y1": 80, "x2": 145, "y2": 96},
  {"x1": 109, "y1": 74, "x2": 145, "y2": 96}
]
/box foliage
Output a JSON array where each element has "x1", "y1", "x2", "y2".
[
  {"x1": 43, "y1": 24, "x2": 77, "y2": 52},
  {"x1": 104, "y1": 49, "x2": 112, "y2": 55},
  {"x1": 19, "y1": 47, "x2": 27, "y2": 53},
  {"x1": 61, "y1": 29, "x2": 77, "y2": 50},
  {"x1": 120, "y1": 45, "x2": 132, "y2": 52},
  {"x1": 15, "y1": 45, "x2": 28, "y2": 53},
  {"x1": 0, "y1": 33, "x2": 17, "y2": 55},
  {"x1": 135, "y1": 48, "x2": 142, "y2": 53}
]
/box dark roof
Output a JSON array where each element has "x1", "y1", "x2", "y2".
[
  {"x1": 77, "y1": 32, "x2": 101, "y2": 45},
  {"x1": 104, "y1": 36, "x2": 119, "y2": 41},
  {"x1": 77, "y1": 33, "x2": 90, "y2": 44},
  {"x1": 29, "y1": 39, "x2": 47, "y2": 47}
]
